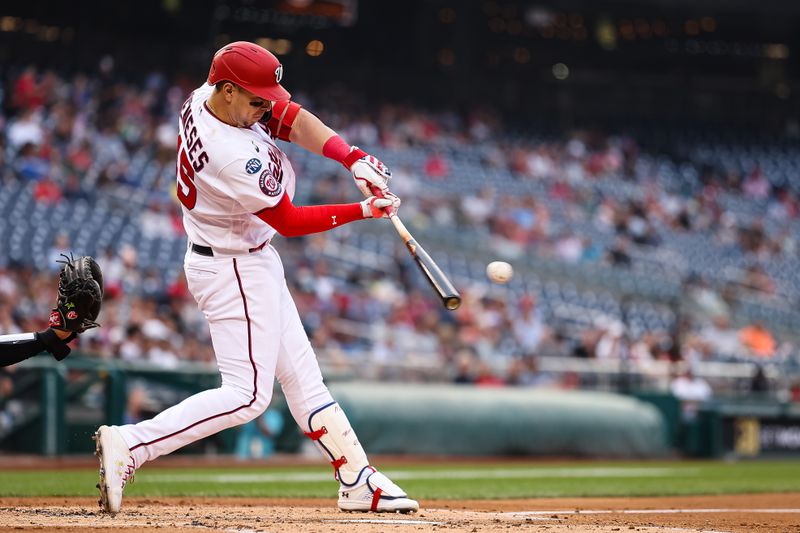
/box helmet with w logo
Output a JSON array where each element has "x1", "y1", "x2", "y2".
[{"x1": 208, "y1": 41, "x2": 291, "y2": 101}]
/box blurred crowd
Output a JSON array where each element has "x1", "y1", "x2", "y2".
[{"x1": 0, "y1": 64, "x2": 798, "y2": 395}]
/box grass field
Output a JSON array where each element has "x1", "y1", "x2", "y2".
[{"x1": 1, "y1": 460, "x2": 798, "y2": 499}]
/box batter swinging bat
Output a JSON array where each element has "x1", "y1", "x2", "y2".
[{"x1": 386, "y1": 209, "x2": 461, "y2": 310}]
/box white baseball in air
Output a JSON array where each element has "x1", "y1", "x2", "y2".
[{"x1": 486, "y1": 261, "x2": 513, "y2": 284}]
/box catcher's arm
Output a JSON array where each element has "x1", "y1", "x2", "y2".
[
  {"x1": 0, "y1": 329, "x2": 75, "y2": 367},
  {"x1": 0, "y1": 254, "x2": 104, "y2": 367}
]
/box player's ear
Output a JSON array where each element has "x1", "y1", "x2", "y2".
[{"x1": 224, "y1": 82, "x2": 236, "y2": 100}]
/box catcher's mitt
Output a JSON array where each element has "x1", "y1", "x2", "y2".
[{"x1": 48, "y1": 254, "x2": 104, "y2": 333}]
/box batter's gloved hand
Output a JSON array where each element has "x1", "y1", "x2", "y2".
[
  {"x1": 344, "y1": 147, "x2": 392, "y2": 198},
  {"x1": 48, "y1": 254, "x2": 104, "y2": 334},
  {"x1": 360, "y1": 192, "x2": 401, "y2": 219}
]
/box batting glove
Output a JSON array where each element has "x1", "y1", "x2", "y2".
[
  {"x1": 345, "y1": 147, "x2": 392, "y2": 198},
  {"x1": 360, "y1": 192, "x2": 401, "y2": 219}
]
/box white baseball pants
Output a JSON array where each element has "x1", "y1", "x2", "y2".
[{"x1": 118, "y1": 246, "x2": 333, "y2": 466}]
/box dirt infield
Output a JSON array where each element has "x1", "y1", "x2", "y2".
[{"x1": 1, "y1": 493, "x2": 798, "y2": 532}]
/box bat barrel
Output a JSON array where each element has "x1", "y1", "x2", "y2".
[
  {"x1": 388, "y1": 212, "x2": 461, "y2": 311},
  {"x1": 444, "y1": 296, "x2": 461, "y2": 310},
  {"x1": 410, "y1": 239, "x2": 461, "y2": 310}
]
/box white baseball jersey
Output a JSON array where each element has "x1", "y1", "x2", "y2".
[{"x1": 176, "y1": 83, "x2": 297, "y2": 253}]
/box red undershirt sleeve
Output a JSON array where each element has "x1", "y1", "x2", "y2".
[{"x1": 254, "y1": 194, "x2": 364, "y2": 237}]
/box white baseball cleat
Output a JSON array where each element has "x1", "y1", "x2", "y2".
[
  {"x1": 93, "y1": 425, "x2": 135, "y2": 515},
  {"x1": 338, "y1": 470, "x2": 419, "y2": 513}
]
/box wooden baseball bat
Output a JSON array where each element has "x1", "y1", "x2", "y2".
[{"x1": 386, "y1": 210, "x2": 461, "y2": 311}]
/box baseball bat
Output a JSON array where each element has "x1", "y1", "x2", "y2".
[{"x1": 386, "y1": 210, "x2": 461, "y2": 311}]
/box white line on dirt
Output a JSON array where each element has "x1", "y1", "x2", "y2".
[
  {"x1": 503, "y1": 508, "x2": 800, "y2": 516},
  {"x1": 663, "y1": 530, "x2": 732, "y2": 533},
  {"x1": 146, "y1": 466, "x2": 689, "y2": 484}
]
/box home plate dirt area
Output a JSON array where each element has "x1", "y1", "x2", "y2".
[{"x1": 0, "y1": 494, "x2": 798, "y2": 532}]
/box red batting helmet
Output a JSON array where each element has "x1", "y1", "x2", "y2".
[{"x1": 208, "y1": 41, "x2": 291, "y2": 101}]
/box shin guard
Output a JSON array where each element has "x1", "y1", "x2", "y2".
[{"x1": 304, "y1": 402, "x2": 373, "y2": 487}]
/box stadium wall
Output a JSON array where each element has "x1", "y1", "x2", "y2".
[{"x1": 329, "y1": 383, "x2": 669, "y2": 457}]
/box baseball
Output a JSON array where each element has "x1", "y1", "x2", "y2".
[{"x1": 486, "y1": 261, "x2": 513, "y2": 284}]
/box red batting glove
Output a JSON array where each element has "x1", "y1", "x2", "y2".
[
  {"x1": 360, "y1": 194, "x2": 401, "y2": 219},
  {"x1": 348, "y1": 149, "x2": 392, "y2": 198}
]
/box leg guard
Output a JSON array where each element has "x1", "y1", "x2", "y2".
[
  {"x1": 305, "y1": 402, "x2": 419, "y2": 513},
  {"x1": 304, "y1": 401, "x2": 370, "y2": 486}
]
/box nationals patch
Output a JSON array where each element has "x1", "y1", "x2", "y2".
[
  {"x1": 67, "y1": 311, "x2": 78, "y2": 320},
  {"x1": 245, "y1": 158, "x2": 262, "y2": 174},
  {"x1": 259, "y1": 170, "x2": 282, "y2": 197}
]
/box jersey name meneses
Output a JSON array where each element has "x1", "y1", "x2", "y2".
[{"x1": 176, "y1": 83, "x2": 296, "y2": 253}]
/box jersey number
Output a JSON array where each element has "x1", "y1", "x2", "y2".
[{"x1": 176, "y1": 136, "x2": 197, "y2": 210}]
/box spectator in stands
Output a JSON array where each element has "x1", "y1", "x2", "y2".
[
  {"x1": 623, "y1": 201, "x2": 660, "y2": 246},
  {"x1": 737, "y1": 220, "x2": 768, "y2": 257},
  {"x1": 742, "y1": 165, "x2": 771, "y2": 200},
  {"x1": 739, "y1": 321, "x2": 776, "y2": 358},
  {"x1": 535, "y1": 328, "x2": 572, "y2": 358},
  {"x1": 424, "y1": 151, "x2": 449, "y2": 179},
  {"x1": 67, "y1": 139, "x2": 94, "y2": 176},
  {"x1": 117, "y1": 245, "x2": 142, "y2": 295},
  {"x1": 698, "y1": 315, "x2": 743, "y2": 359},
  {"x1": 511, "y1": 294, "x2": 547, "y2": 355},
  {"x1": 11, "y1": 66, "x2": 41, "y2": 110},
  {"x1": 0, "y1": 301, "x2": 22, "y2": 335},
  {"x1": 606, "y1": 236, "x2": 632, "y2": 267},
  {"x1": 474, "y1": 361, "x2": 505, "y2": 387},
  {"x1": 460, "y1": 187, "x2": 495, "y2": 227},
  {"x1": 629, "y1": 332, "x2": 658, "y2": 363},
  {"x1": 33, "y1": 175, "x2": 63, "y2": 205},
  {"x1": 452, "y1": 349, "x2": 476, "y2": 384},
  {"x1": 118, "y1": 325, "x2": 145, "y2": 362},
  {"x1": 750, "y1": 365, "x2": 769, "y2": 394},
  {"x1": 505, "y1": 358, "x2": 528, "y2": 386},
  {"x1": 13, "y1": 143, "x2": 48, "y2": 183},
  {"x1": 739, "y1": 264, "x2": 776, "y2": 296},
  {"x1": 594, "y1": 320, "x2": 628, "y2": 360},
  {"x1": 554, "y1": 230, "x2": 584, "y2": 263},
  {"x1": 571, "y1": 328, "x2": 602, "y2": 358},
  {"x1": 684, "y1": 277, "x2": 731, "y2": 324},
  {"x1": 506, "y1": 357, "x2": 555, "y2": 387},
  {"x1": 790, "y1": 381, "x2": 800, "y2": 403},
  {"x1": 670, "y1": 367, "x2": 712, "y2": 423},
  {"x1": 62, "y1": 173, "x2": 90, "y2": 201},
  {"x1": 7, "y1": 109, "x2": 44, "y2": 151},
  {"x1": 559, "y1": 370, "x2": 581, "y2": 390}
]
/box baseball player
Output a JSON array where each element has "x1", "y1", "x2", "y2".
[
  {"x1": 0, "y1": 256, "x2": 103, "y2": 368},
  {"x1": 94, "y1": 41, "x2": 417, "y2": 515}
]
